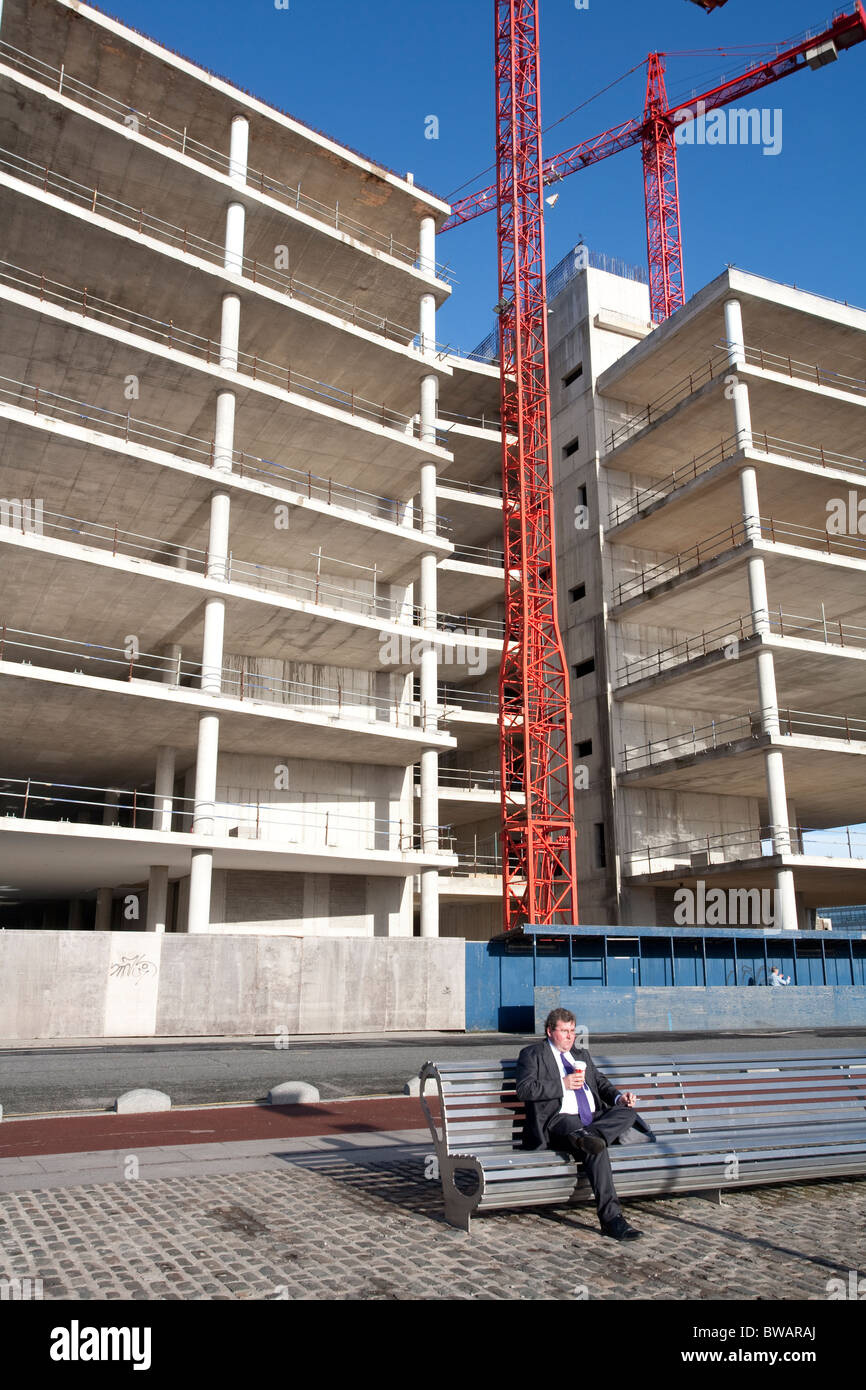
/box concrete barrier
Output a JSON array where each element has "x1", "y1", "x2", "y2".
[
  {"x1": 0, "y1": 931, "x2": 465, "y2": 1039},
  {"x1": 116, "y1": 1089, "x2": 171, "y2": 1113},
  {"x1": 267, "y1": 1082, "x2": 320, "y2": 1105},
  {"x1": 534, "y1": 985, "x2": 866, "y2": 1034}
]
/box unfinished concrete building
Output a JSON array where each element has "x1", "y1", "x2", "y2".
[
  {"x1": 551, "y1": 249, "x2": 866, "y2": 931},
  {"x1": 0, "y1": 0, "x2": 506, "y2": 935}
]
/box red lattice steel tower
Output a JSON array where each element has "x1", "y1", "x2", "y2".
[
  {"x1": 643, "y1": 53, "x2": 685, "y2": 322},
  {"x1": 494, "y1": 0, "x2": 578, "y2": 932}
]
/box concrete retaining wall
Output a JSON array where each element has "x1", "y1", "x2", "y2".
[
  {"x1": 535, "y1": 985, "x2": 866, "y2": 1034},
  {"x1": 0, "y1": 931, "x2": 464, "y2": 1038}
]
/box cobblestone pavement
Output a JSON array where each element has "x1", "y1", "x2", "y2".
[{"x1": 0, "y1": 1148, "x2": 864, "y2": 1300}]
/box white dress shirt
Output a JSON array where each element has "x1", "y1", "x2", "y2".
[{"x1": 548, "y1": 1041, "x2": 596, "y2": 1119}]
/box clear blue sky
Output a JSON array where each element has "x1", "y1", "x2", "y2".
[{"x1": 96, "y1": 0, "x2": 865, "y2": 354}]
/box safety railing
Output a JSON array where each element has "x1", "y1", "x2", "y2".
[
  {"x1": 0, "y1": 622, "x2": 432, "y2": 731},
  {"x1": 608, "y1": 431, "x2": 866, "y2": 528},
  {"x1": 0, "y1": 501, "x2": 430, "y2": 626},
  {"x1": 415, "y1": 766, "x2": 500, "y2": 792},
  {"x1": 0, "y1": 147, "x2": 442, "y2": 343},
  {"x1": 605, "y1": 341, "x2": 866, "y2": 455},
  {"x1": 437, "y1": 408, "x2": 502, "y2": 433},
  {"x1": 605, "y1": 350, "x2": 729, "y2": 452},
  {"x1": 612, "y1": 515, "x2": 866, "y2": 607},
  {"x1": 437, "y1": 611, "x2": 505, "y2": 639},
  {"x1": 621, "y1": 706, "x2": 866, "y2": 773},
  {"x1": 449, "y1": 542, "x2": 505, "y2": 568},
  {"x1": 626, "y1": 824, "x2": 866, "y2": 876},
  {"x1": 0, "y1": 39, "x2": 455, "y2": 283},
  {"x1": 436, "y1": 476, "x2": 503, "y2": 500},
  {"x1": 739, "y1": 343, "x2": 866, "y2": 396},
  {"x1": 0, "y1": 499, "x2": 498, "y2": 634},
  {"x1": 615, "y1": 607, "x2": 866, "y2": 687},
  {"x1": 0, "y1": 373, "x2": 450, "y2": 536},
  {"x1": 0, "y1": 773, "x2": 456, "y2": 854},
  {"x1": 437, "y1": 684, "x2": 499, "y2": 713},
  {"x1": 0, "y1": 259, "x2": 448, "y2": 442},
  {"x1": 446, "y1": 847, "x2": 504, "y2": 875}
]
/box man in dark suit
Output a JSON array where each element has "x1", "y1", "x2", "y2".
[{"x1": 515, "y1": 1007, "x2": 652, "y2": 1241}]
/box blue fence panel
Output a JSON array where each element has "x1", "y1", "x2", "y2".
[
  {"x1": 795, "y1": 945, "x2": 826, "y2": 985},
  {"x1": 705, "y1": 940, "x2": 736, "y2": 985},
  {"x1": 824, "y1": 943, "x2": 854, "y2": 985},
  {"x1": 735, "y1": 944, "x2": 766, "y2": 986},
  {"x1": 572, "y1": 937, "x2": 605, "y2": 983},
  {"x1": 607, "y1": 947, "x2": 639, "y2": 986},
  {"x1": 498, "y1": 942, "x2": 536, "y2": 1032},
  {"x1": 673, "y1": 940, "x2": 704, "y2": 986},
  {"x1": 765, "y1": 945, "x2": 796, "y2": 982},
  {"x1": 640, "y1": 939, "x2": 673, "y2": 985},
  {"x1": 465, "y1": 942, "x2": 498, "y2": 1032}
]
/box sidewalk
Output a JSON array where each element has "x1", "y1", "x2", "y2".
[{"x1": 1, "y1": 1098, "x2": 864, "y2": 1300}]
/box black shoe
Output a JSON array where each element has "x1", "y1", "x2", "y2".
[
  {"x1": 602, "y1": 1216, "x2": 643, "y2": 1241},
  {"x1": 574, "y1": 1133, "x2": 606, "y2": 1157}
]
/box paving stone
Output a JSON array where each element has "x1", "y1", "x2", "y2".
[{"x1": 0, "y1": 1157, "x2": 864, "y2": 1300}]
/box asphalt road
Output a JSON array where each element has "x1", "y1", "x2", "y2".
[{"x1": 1, "y1": 1027, "x2": 864, "y2": 1116}]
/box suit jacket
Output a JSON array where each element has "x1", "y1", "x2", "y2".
[{"x1": 515, "y1": 1040, "x2": 652, "y2": 1150}]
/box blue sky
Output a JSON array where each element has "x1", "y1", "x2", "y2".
[{"x1": 96, "y1": 0, "x2": 865, "y2": 354}]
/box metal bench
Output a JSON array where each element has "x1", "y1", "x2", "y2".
[{"x1": 418, "y1": 1050, "x2": 866, "y2": 1231}]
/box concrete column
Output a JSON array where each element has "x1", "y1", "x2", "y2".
[
  {"x1": 161, "y1": 644, "x2": 183, "y2": 685},
  {"x1": 726, "y1": 296, "x2": 791, "y2": 901},
  {"x1": 67, "y1": 898, "x2": 82, "y2": 930},
  {"x1": 192, "y1": 714, "x2": 220, "y2": 835},
  {"x1": 228, "y1": 114, "x2": 249, "y2": 182},
  {"x1": 153, "y1": 746, "x2": 176, "y2": 832},
  {"x1": 419, "y1": 215, "x2": 437, "y2": 354},
  {"x1": 102, "y1": 790, "x2": 120, "y2": 826},
  {"x1": 417, "y1": 216, "x2": 440, "y2": 937},
  {"x1": 187, "y1": 851, "x2": 213, "y2": 933},
  {"x1": 146, "y1": 867, "x2": 169, "y2": 933},
  {"x1": 185, "y1": 123, "x2": 245, "y2": 938},
  {"x1": 213, "y1": 391, "x2": 236, "y2": 473},
  {"x1": 220, "y1": 294, "x2": 241, "y2": 373},
  {"x1": 725, "y1": 298, "x2": 753, "y2": 452},
  {"x1": 95, "y1": 887, "x2": 112, "y2": 931},
  {"x1": 773, "y1": 871, "x2": 798, "y2": 931},
  {"x1": 723, "y1": 297, "x2": 746, "y2": 366},
  {"x1": 224, "y1": 203, "x2": 245, "y2": 275}
]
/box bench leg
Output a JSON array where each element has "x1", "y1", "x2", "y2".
[
  {"x1": 696, "y1": 1188, "x2": 726, "y2": 1206},
  {"x1": 439, "y1": 1156, "x2": 483, "y2": 1232}
]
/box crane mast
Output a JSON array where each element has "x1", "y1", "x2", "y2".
[{"x1": 494, "y1": 0, "x2": 578, "y2": 932}]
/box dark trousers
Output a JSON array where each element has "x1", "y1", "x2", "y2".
[{"x1": 549, "y1": 1105, "x2": 638, "y2": 1227}]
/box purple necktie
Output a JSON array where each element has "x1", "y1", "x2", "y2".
[{"x1": 561, "y1": 1052, "x2": 594, "y2": 1126}]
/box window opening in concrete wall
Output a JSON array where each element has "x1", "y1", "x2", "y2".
[
  {"x1": 594, "y1": 822, "x2": 607, "y2": 870},
  {"x1": 569, "y1": 582, "x2": 586, "y2": 602},
  {"x1": 572, "y1": 657, "x2": 595, "y2": 679},
  {"x1": 562, "y1": 363, "x2": 584, "y2": 387}
]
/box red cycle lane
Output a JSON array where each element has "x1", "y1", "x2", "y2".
[{"x1": 0, "y1": 1096, "x2": 438, "y2": 1159}]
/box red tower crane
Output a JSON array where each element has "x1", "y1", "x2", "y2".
[
  {"x1": 448, "y1": 5, "x2": 866, "y2": 321},
  {"x1": 494, "y1": 0, "x2": 578, "y2": 932}
]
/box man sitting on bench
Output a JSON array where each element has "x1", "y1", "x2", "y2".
[{"x1": 515, "y1": 1007, "x2": 652, "y2": 1243}]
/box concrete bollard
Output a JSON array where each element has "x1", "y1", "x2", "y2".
[
  {"x1": 115, "y1": 1089, "x2": 171, "y2": 1114},
  {"x1": 267, "y1": 1082, "x2": 320, "y2": 1105},
  {"x1": 403, "y1": 1075, "x2": 437, "y2": 1097}
]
